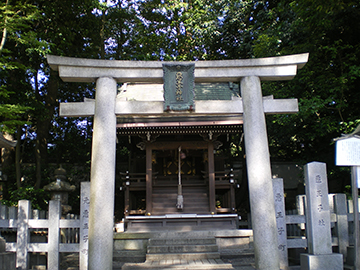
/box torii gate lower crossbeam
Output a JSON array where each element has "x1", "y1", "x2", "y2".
[{"x1": 47, "y1": 53, "x2": 308, "y2": 270}]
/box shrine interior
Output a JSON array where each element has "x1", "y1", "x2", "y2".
[{"x1": 114, "y1": 129, "x2": 249, "y2": 226}]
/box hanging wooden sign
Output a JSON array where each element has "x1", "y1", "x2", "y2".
[{"x1": 163, "y1": 63, "x2": 195, "y2": 111}]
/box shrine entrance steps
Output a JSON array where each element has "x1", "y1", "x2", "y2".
[
  {"x1": 113, "y1": 230, "x2": 255, "y2": 270},
  {"x1": 152, "y1": 181, "x2": 209, "y2": 215},
  {"x1": 121, "y1": 237, "x2": 234, "y2": 270}
]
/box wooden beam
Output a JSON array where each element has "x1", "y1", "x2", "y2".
[{"x1": 150, "y1": 141, "x2": 209, "y2": 150}]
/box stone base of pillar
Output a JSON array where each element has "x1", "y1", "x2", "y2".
[{"x1": 300, "y1": 253, "x2": 343, "y2": 270}]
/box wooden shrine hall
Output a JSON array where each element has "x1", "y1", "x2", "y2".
[{"x1": 117, "y1": 82, "x2": 243, "y2": 231}]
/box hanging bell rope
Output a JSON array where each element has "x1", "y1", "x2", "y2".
[{"x1": 176, "y1": 146, "x2": 183, "y2": 210}]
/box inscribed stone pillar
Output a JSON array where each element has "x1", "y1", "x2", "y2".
[
  {"x1": 89, "y1": 77, "x2": 117, "y2": 270},
  {"x1": 240, "y1": 76, "x2": 280, "y2": 270},
  {"x1": 80, "y1": 182, "x2": 90, "y2": 270},
  {"x1": 300, "y1": 162, "x2": 343, "y2": 269},
  {"x1": 304, "y1": 162, "x2": 332, "y2": 254},
  {"x1": 273, "y1": 178, "x2": 289, "y2": 270}
]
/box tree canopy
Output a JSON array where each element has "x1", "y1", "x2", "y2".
[{"x1": 1, "y1": 0, "x2": 359, "y2": 208}]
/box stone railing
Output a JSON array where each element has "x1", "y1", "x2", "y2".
[{"x1": 0, "y1": 182, "x2": 90, "y2": 270}]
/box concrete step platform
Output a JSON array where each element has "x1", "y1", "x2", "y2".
[
  {"x1": 146, "y1": 251, "x2": 220, "y2": 261},
  {"x1": 148, "y1": 237, "x2": 216, "y2": 245},
  {"x1": 122, "y1": 258, "x2": 235, "y2": 270},
  {"x1": 148, "y1": 244, "x2": 218, "y2": 253},
  {"x1": 113, "y1": 250, "x2": 146, "y2": 263}
]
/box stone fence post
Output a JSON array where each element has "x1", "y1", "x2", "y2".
[{"x1": 16, "y1": 200, "x2": 30, "y2": 270}]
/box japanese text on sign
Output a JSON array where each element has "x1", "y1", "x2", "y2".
[{"x1": 175, "y1": 72, "x2": 183, "y2": 101}]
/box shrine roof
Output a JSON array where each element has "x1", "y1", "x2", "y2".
[{"x1": 117, "y1": 123, "x2": 243, "y2": 136}]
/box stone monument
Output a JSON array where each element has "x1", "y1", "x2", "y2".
[
  {"x1": 300, "y1": 162, "x2": 343, "y2": 269},
  {"x1": 273, "y1": 178, "x2": 289, "y2": 270}
]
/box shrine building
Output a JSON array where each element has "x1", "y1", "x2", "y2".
[{"x1": 116, "y1": 81, "x2": 243, "y2": 231}]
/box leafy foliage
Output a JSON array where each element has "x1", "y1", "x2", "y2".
[
  {"x1": 1, "y1": 186, "x2": 50, "y2": 210},
  {"x1": 1, "y1": 0, "x2": 360, "y2": 207}
]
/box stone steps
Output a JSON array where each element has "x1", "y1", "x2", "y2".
[
  {"x1": 148, "y1": 245, "x2": 218, "y2": 253},
  {"x1": 122, "y1": 259, "x2": 235, "y2": 270},
  {"x1": 121, "y1": 236, "x2": 235, "y2": 270},
  {"x1": 152, "y1": 185, "x2": 209, "y2": 215},
  {"x1": 146, "y1": 252, "x2": 220, "y2": 261},
  {"x1": 149, "y1": 238, "x2": 216, "y2": 245},
  {"x1": 113, "y1": 250, "x2": 146, "y2": 263},
  {"x1": 146, "y1": 237, "x2": 220, "y2": 261}
]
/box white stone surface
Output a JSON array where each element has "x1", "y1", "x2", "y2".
[
  {"x1": 16, "y1": 200, "x2": 30, "y2": 270},
  {"x1": 300, "y1": 253, "x2": 343, "y2": 270},
  {"x1": 80, "y1": 182, "x2": 90, "y2": 270},
  {"x1": 88, "y1": 77, "x2": 117, "y2": 270},
  {"x1": 48, "y1": 200, "x2": 61, "y2": 270},
  {"x1": 60, "y1": 97, "x2": 298, "y2": 117},
  {"x1": 117, "y1": 83, "x2": 164, "y2": 101},
  {"x1": 47, "y1": 53, "x2": 309, "y2": 70},
  {"x1": 241, "y1": 76, "x2": 280, "y2": 270},
  {"x1": 273, "y1": 178, "x2": 289, "y2": 270},
  {"x1": 304, "y1": 162, "x2": 332, "y2": 255},
  {"x1": 47, "y1": 53, "x2": 309, "y2": 83},
  {"x1": 332, "y1": 194, "x2": 349, "y2": 260}
]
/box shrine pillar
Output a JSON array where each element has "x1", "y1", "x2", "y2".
[
  {"x1": 241, "y1": 76, "x2": 280, "y2": 270},
  {"x1": 88, "y1": 77, "x2": 117, "y2": 270},
  {"x1": 208, "y1": 142, "x2": 216, "y2": 214},
  {"x1": 146, "y1": 145, "x2": 153, "y2": 214}
]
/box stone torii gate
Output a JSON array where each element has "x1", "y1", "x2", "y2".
[{"x1": 47, "y1": 53, "x2": 308, "y2": 270}]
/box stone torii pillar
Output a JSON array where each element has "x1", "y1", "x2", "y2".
[
  {"x1": 241, "y1": 76, "x2": 279, "y2": 269},
  {"x1": 89, "y1": 77, "x2": 117, "y2": 269},
  {"x1": 47, "y1": 53, "x2": 308, "y2": 270}
]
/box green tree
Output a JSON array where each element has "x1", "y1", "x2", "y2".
[
  {"x1": 253, "y1": 0, "x2": 360, "y2": 191},
  {"x1": 0, "y1": 0, "x2": 40, "y2": 133},
  {"x1": 102, "y1": 0, "x2": 223, "y2": 61},
  {"x1": 1, "y1": 0, "x2": 100, "y2": 206}
]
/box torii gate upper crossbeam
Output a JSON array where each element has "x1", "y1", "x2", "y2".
[{"x1": 47, "y1": 53, "x2": 308, "y2": 83}]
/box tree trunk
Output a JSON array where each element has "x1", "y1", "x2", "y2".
[
  {"x1": 34, "y1": 69, "x2": 59, "y2": 189},
  {"x1": 0, "y1": 0, "x2": 9, "y2": 52},
  {"x1": 15, "y1": 126, "x2": 22, "y2": 188}
]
